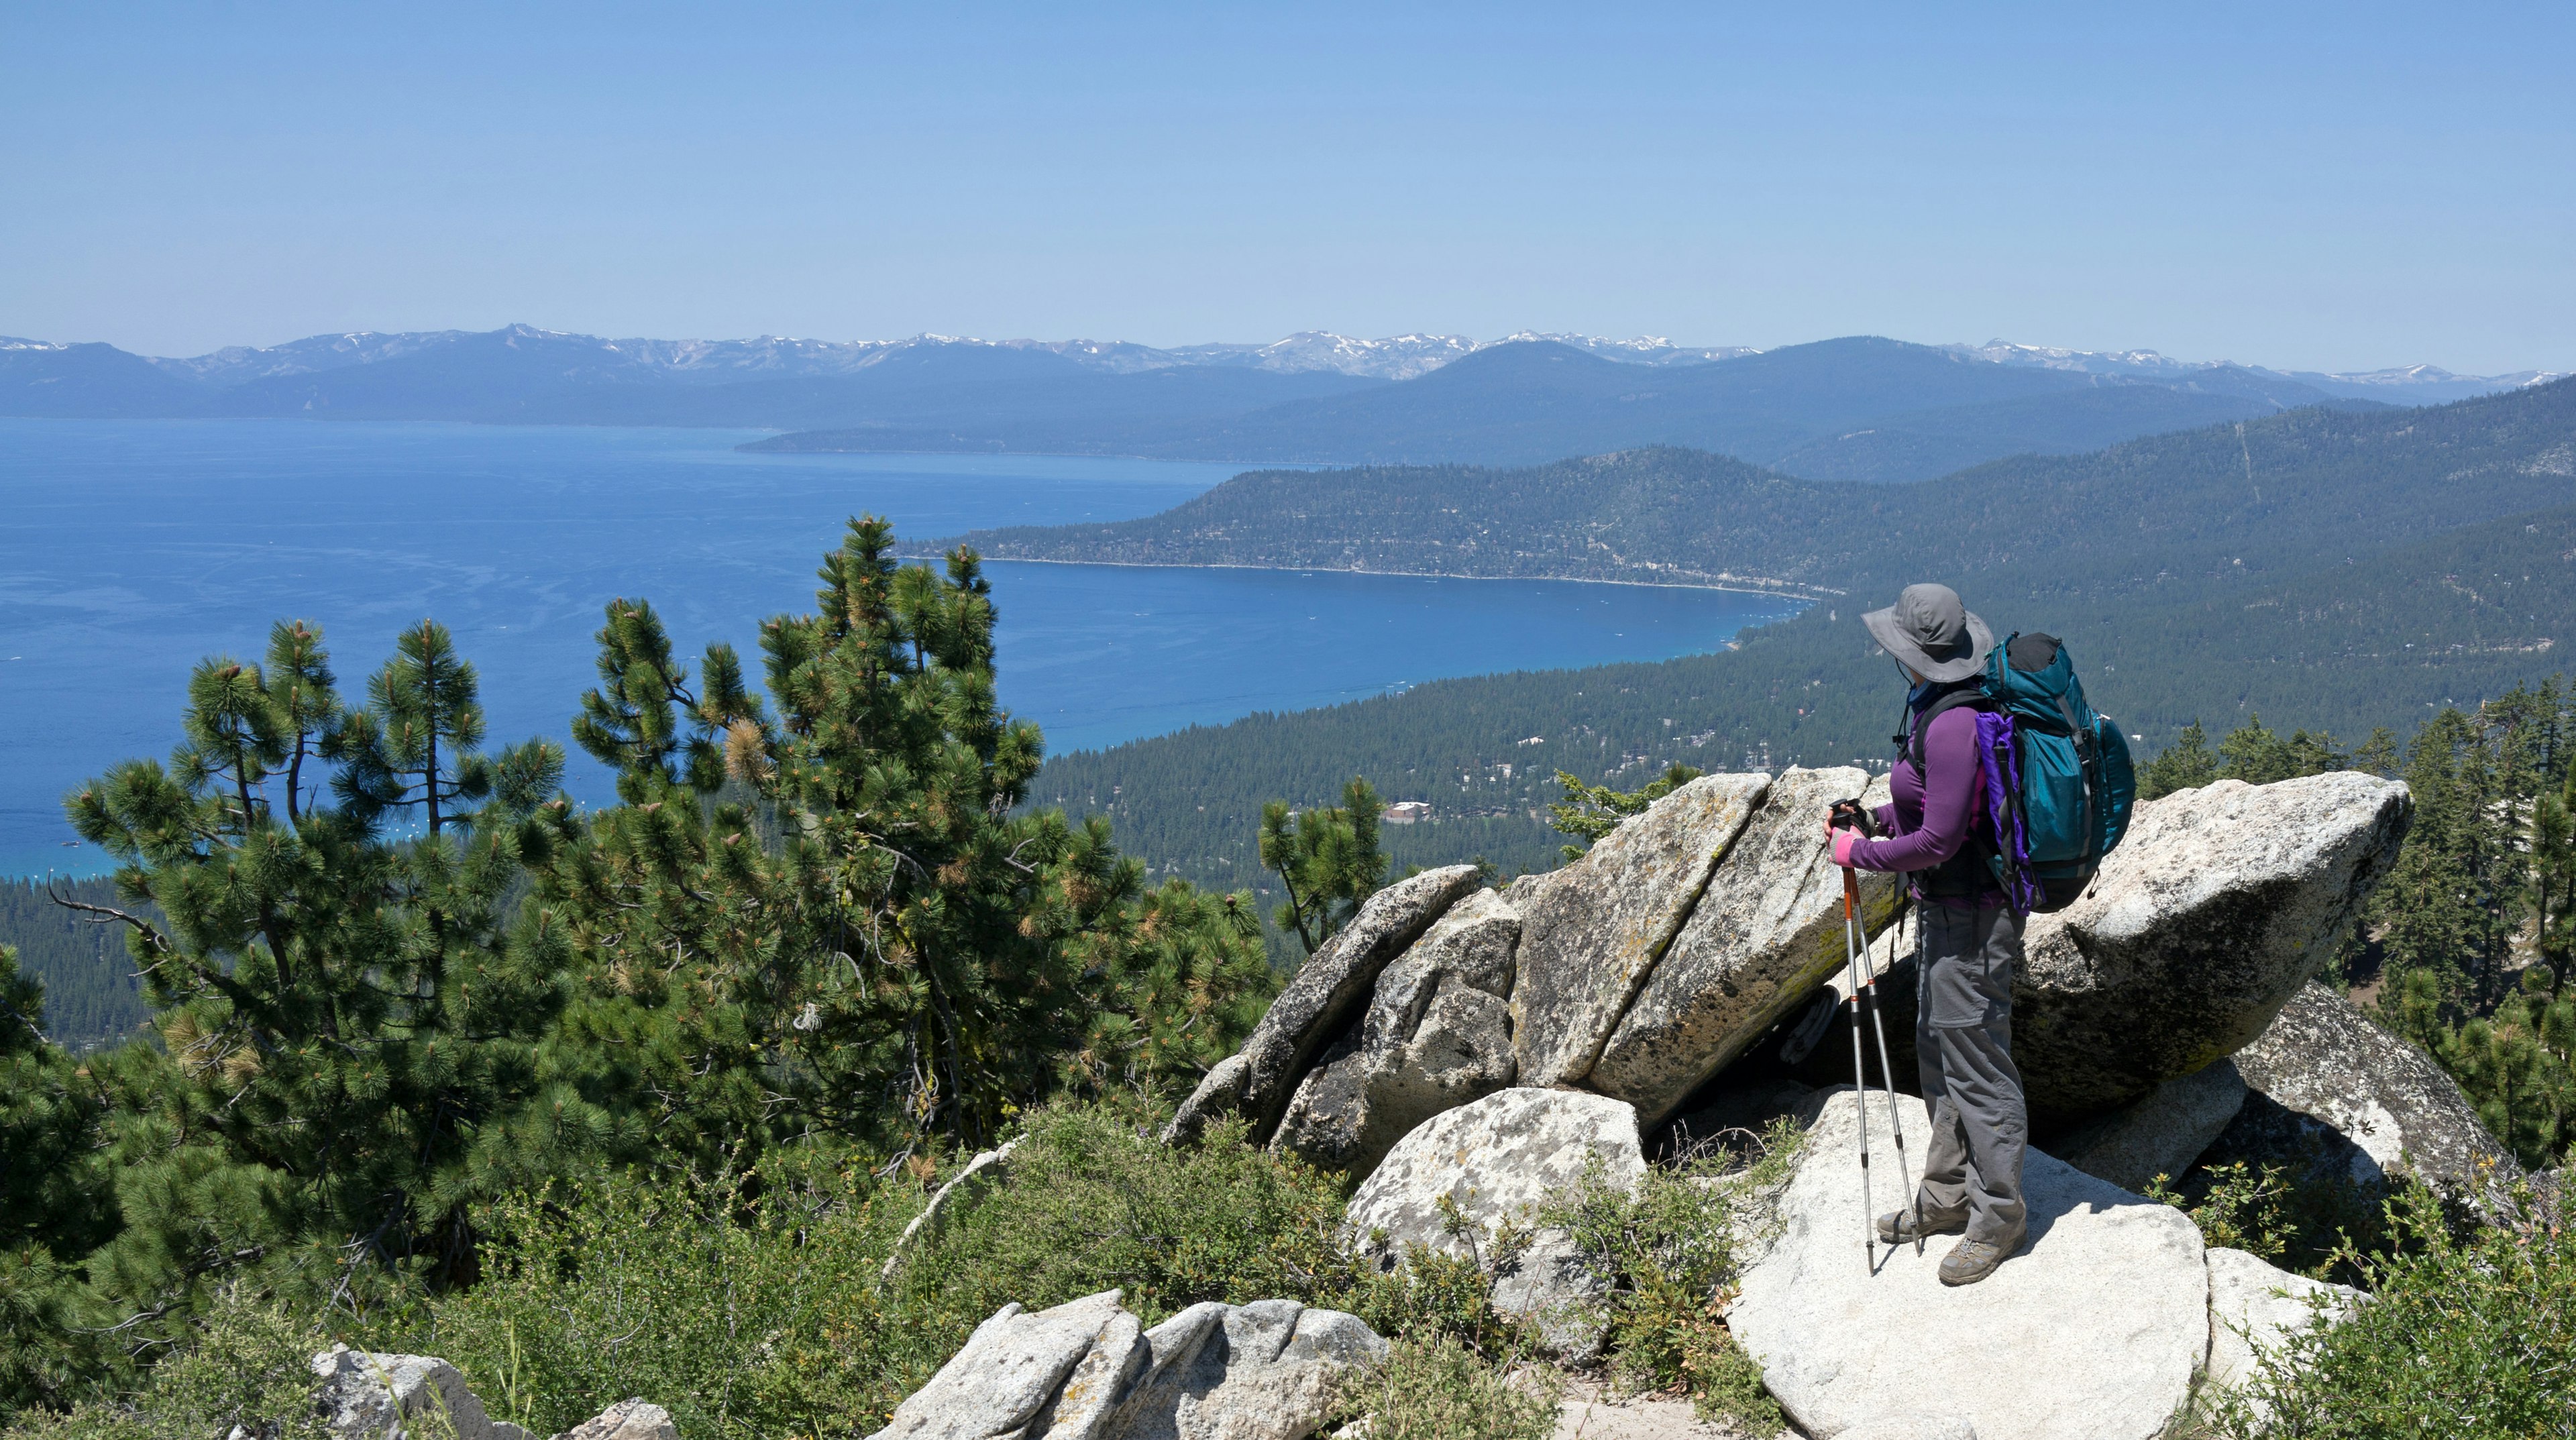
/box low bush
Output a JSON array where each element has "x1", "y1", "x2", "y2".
[
  {"x1": 2204, "y1": 1185, "x2": 2575, "y2": 1437},
  {"x1": 2145, "y1": 1159, "x2": 2395, "y2": 1286},
  {"x1": 6, "y1": 1286, "x2": 332, "y2": 1440},
  {"x1": 1328, "y1": 1336, "x2": 1560, "y2": 1440},
  {"x1": 1542, "y1": 1117, "x2": 1803, "y2": 1431}
]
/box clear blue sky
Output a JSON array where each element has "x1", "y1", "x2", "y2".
[{"x1": 4, "y1": 3, "x2": 2569, "y2": 373}]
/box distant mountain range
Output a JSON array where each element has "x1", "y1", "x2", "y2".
[
  {"x1": 755, "y1": 335, "x2": 2418, "y2": 480},
  {"x1": 3, "y1": 323, "x2": 2562, "y2": 482}
]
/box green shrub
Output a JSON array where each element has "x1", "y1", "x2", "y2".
[
  {"x1": 5, "y1": 1286, "x2": 332, "y2": 1440},
  {"x1": 1328, "y1": 1335, "x2": 1560, "y2": 1440},
  {"x1": 2204, "y1": 1186, "x2": 2575, "y2": 1437},
  {"x1": 2146, "y1": 1159, "x2": 2394, "y2": 1286},
  {"x1": 1542, "y1": 1117, "x2": 1802, "y2": 1430},
  {"x1": 407, "y1": 1101, "x2": 1412, "y2": 1439}
]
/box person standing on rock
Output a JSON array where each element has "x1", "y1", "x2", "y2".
[{"x1": 1829, "y1": 582, "x2": 2027, "y2": 1286}]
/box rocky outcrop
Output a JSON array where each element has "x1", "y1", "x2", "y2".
[
  {"x1": 1727, "y1": 1090, "x2": 2208, "y2": 1440},
  {"x1": 553, "y1": 1401, "x2": 678, "y2": 1440},
  {"x1": 312, "y1": 1345, "x2": 534, "y2": 1440},
  {"x1": 870, "y1": 1290, "x2": 1139, "y2": 1440},
  {"x1": 882, "y1": 1139, "x2": 1022, "y2": 1281},
  {"x1": 2051, "y1": 1059, "x2": 2248, "y2": 1194},
  {"x1": 1272, "y1": 889, "x2": 1521, "y2": 1174},
  {"x1": 1104, "y1": 1300, "x2": 1384, "y2": 1440},
  {"x1": 1346, "y1": 1087, "x2": 1644, "y2": 1359},
  {"x1": 2204, "y1": 980, "x2": 2522, "y2": 1213},
  {"x1": 868, "y1": 1290, "x2": 1383, "y2": 1440},
  {"x1": 1164, "y1": 865, "x2": 1481, "y2": 1147},
  {"x1": 2010, "y1": 774, "x2": 2412, "y2": 1126},
  {"x1": 1512, "y1": 774, "x2": 1772, "y2": 1087},
  {"x1": 1590, "y1": 767, "x2": 1900, "y2": 1129},
  {"x1": 2202, "y1": 1246, "x2": 2361, "y2": 1422}
]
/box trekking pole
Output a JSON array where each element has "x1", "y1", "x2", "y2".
[
  {"x1": 1851, "y1": 871, "x2": 1923, "y2": 1256},
  {"x1": 1840, "y1": 862, "x2": 1876, "y2": 1270}
]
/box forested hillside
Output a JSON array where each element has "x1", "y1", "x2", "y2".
[
  {"x1": 0, "y1": 878, "x2": 146, "y2": 1050},
  {"x1": 1029, "y1": 378, "x2": 2576, "y2": 901},
  {"x1": 951, "y1": 376, "x2": 2576, "y2": 598}
]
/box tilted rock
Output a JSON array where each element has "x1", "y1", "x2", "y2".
[
  {"x1": 1591, "y1": 767, "x2": 1901, "y2": 1129},
  {"x1": 2011, "y1": 774, "x2": 2412, "y2": 1127},
  {"x1": 2202, "y1": 1246, "x2": 2361, "y2": 1423},
  {"x1": 1164, "y1": 866, "x2": 1481, "y2": 1146},
  {"x1": 551, "y1": 1400, "x2": 677, "y2": 1440},
  {"x1": 1513, "y1": 773, "x2": 1773, "y2": 1088},
  {"x1": 868, "y1": 1290, "x2": 1138, "y2": 1440},
  {"x1": 1102, "y1": 1300, "x2": 1385, "y2": 1440},
  {"x1": 2051, "y1": 1060, "x2": 2247, "y2": 1195},
  {"x1": 1161, "y1": 1054, "x2": 1248, "y2": 1148},
  {"x1": 881, "y1": 1139, "x2": 1021, "y2": 1281},
  {"x1": 311, "y1": 1346, "x2": 535, "y2": 1440},
  {"x1": 1345, "y1": 1087, "x2": 1644, "y2": 1360},
  {"x1": 1272, "y1": 889, "x2": 1520, "y2": 1176},
  {"x1": 2202, "y1": 980, "x2": 2522, "y2": 1214},
  {"x1": 1728, "y1": 1090, "x2": 2208, "y2": 1440}
]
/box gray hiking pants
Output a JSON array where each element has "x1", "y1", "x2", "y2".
[{"x1": 1913, "y1": 901, "x2": 2029, "y2": 1247}]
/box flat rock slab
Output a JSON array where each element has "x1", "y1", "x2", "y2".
[
  {"x1": 2051, "y1": 1060, "x2": 2247, "y2": 1195},
  {"x1": 2015, "y1": 773, "x2": 2411, "y2": 1126},
  {"x1": 1515, "y1": 773, "x2": 1773, "y2": 1088},
  {"x1": 1729, "y1": 1091, "x2": 2207, "y2": 1440},
  {"x1": 1165, "y1": 865, "x2": 1481, "y2": 1146},
  {"x1": 1593, "y1": 767, "x2": 1899, "y2": 1130},
  {"x1": 2208, "y1": 980, "x2": 2521, "y2": 1214},
  {"x1": 2202, "y1": 1245, "x2": 2360, "y2": 1417}
]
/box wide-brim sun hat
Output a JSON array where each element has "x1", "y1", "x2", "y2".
[{"x1": 1862, "y1": 582, "x2": 1996, "y2": 683}]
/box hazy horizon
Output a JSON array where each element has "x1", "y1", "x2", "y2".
[{"x1": 5, "y1": 5, "x2": 2570, "y2": 374}]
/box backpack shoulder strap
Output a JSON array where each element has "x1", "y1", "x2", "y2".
[{"x1": 1904, "y1": 685, "x2": 1992, "y2": 771}]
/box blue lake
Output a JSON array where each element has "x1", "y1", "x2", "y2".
[{"x1": 0, "y1": 420, "x2": 1796, "y2": 877}]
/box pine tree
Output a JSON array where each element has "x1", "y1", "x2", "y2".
[
  {"x1": 1258, "y1": 777, "x2": 1388, "y2": 954},
  {"x1": 0, "y1": 946, "x2": 119, "y2": 1412},
  {"x1": 531, "y1": 520, "x2": 1273, "y2": 1167},
  {"x1": 58, "y1": 618, "x2": 581, "y2": 1343},
  {"x1": 2137, "y1": 720, "x2": 2218, "y2": 799},
  {"x1": 1546, "y1": 761, "x2": 1707, "y2": 859}
]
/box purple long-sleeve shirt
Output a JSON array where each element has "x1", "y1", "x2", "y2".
[{"x1": 1848, "y1": 704, "x2": 1986, "y2": 887}]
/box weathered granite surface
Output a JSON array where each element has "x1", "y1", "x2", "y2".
[
  {"x1": 1591, "y1": 767, "x2": 1900, "y2": 1129},
  {"x1": 1164, "y1": 865, "x2": 1481, "y2": 1146},
  {"x1": 1273, "y1": 889, "x2": 1521, "y2": 1176},
  {"x1": 1513, "y1": 773, "x2": 1772, "y2": 1089}
]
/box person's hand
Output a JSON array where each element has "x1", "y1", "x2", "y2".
[{"x1": 1831, "y1": 828, "x2": 1864, "y2": 867}]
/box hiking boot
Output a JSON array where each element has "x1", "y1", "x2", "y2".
[
  {"x1": 1878, "y1": 1205, "x2": 1968, "y2": 1245},
  {"x1": 1938, "y1": 1235, "x2": 2020, "y2": 1286}
]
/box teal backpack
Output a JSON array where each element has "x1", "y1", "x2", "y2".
[{"x1": 1979, "y1": 632, "x2": 2137, "y2": 911}]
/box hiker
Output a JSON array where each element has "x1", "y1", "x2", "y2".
[{"x1": 1829, "y1": 582, "x2": 2028, "y2": 1286}]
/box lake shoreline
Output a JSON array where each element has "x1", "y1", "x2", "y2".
[{"x1": 908, "y1": 551, "x2": 1828, "y2": 603}]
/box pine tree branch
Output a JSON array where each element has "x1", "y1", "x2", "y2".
[{"x1": 46, "y1": 889, "x2": 176, "y2": 964}]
